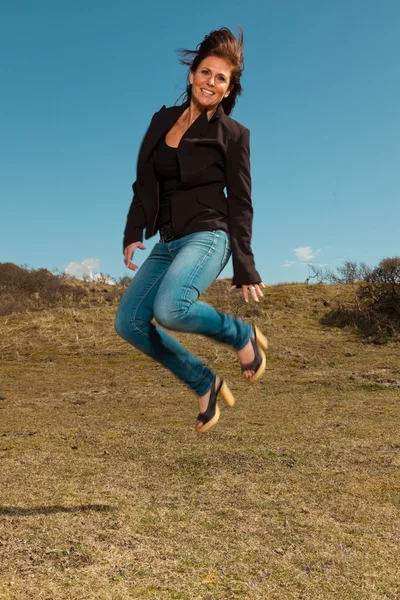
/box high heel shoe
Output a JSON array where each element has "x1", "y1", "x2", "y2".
[
  {"x1": 195, "y1": 377, "x2": 235, "y2": 433},
  {"x1": 241, "y1": 326, "x2": 268, "y2": 383}
]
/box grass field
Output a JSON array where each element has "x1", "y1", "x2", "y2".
[{"x1": 0, "y1": 280, "x2": 399, "y2": 599}]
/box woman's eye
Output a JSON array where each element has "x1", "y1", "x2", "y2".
[
  {"x1": 201, "y1": 69, "x2": 209, "y2": 75},
  {"x1": 217, "y1": 76, "x2": 225, "y2": 81}
]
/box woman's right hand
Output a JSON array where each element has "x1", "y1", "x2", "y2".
[{"x1": 124, "y1": 241, "x2": 146, "y2": 271}]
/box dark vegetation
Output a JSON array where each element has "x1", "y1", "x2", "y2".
[
  {"x1": 309, "y1": 257, "x2": 400, "y2": 343},
  {"x1": 0, "y1": 263, "x2": 128, "y2": 316}
]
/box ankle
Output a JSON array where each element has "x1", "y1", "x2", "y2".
[{"x1": 198, "y1": 375, "x2": 219, "y2": 403}]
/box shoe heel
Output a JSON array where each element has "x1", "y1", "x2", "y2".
[
  {"x1": 255, "y1": 326, "x2": 268, "y2": 351},
  {"x1": 220, "y1": 381, "x2": 235, "y2": 407}
]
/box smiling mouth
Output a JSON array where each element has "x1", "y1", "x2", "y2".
[{"x1": 200, "y1": 88, "x2": 214, "y2": 96}]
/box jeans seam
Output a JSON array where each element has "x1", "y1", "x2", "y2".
[
  {"x1": 222, "y1": 236, "x2": 231, "y2": 269},
  {"x1": 168, "y1": 243, "x2": 175, "y2": 260},
  {"x1": 180, "y1": 357, "x2": 212, "y2": 384},
  {"x1": 130, "y1": 266, "x2": 171, "y2": 333},
  {"x1": 183, "y1": 232, "x2": 218, "y2": 299}
]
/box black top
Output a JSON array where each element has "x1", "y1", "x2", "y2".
[{"x1": 153, "y1": 136, "x2": 180, "y2": 226}]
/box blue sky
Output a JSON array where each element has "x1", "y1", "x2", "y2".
[{"x1": 1, "y1": 0, "x2": 399, "y2": 283}]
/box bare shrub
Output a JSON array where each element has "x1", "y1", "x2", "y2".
[
  {"x1": 309, "y1": 260, "x2": 372, "y2": 283},
  {"x1": 116, "y1": 275, "x2": 133, "y2": 287},
  {"x1": 317, "y1": 257, "x2": 400, "y2": 343},
  {"x1": 0, "y1": 263, "x2": 87, "y2": 315}
]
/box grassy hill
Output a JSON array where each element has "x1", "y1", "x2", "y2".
[{"x1": 0, "y1": 276, "x2": 399, "y2": 599}]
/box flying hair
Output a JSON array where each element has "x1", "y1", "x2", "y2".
[{"x1": 177, "y1": 26, "x2": 244, "y2": 115}]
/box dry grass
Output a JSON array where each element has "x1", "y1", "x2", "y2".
[
  {"x1": 0, "y1": 280, "x2": 399, "y2": 599},
  {"x1": 0, "y1": 262, "x2": 124, "y2": 316}
]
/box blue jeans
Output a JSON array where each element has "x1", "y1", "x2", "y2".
[{"x1": 115, "y1": 230, "x2": 252, "y2": 395}]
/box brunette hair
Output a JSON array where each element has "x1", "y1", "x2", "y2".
[{"x1": 178, "y1": 27, "x2": 244, "y2": 116}]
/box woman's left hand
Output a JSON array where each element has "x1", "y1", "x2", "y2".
[{"x1": 230, "y1": 282, "x2": 266, "y2": 303}]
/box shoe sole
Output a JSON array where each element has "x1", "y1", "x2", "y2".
[
  {"x1": 196, "y1": 381, "x2": 235, "y2": 433},
  {"x1": 196, "y1": 403, "x2": 220, "y2": 433}
]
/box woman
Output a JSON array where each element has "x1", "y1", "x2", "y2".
[{"x1": 115, "y1": 27, "x2": 268, "y2": 432}]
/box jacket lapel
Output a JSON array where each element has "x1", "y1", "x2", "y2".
[
  {"x1": 137, "y1": 102, "x2": 225, "y2": 179},
  {"x1": 137, "y1": 104, "x2": 186, "y2": 175},
  {"x1": 177, "y1": 104, "x2": 225, "y2": 179},
  {"x1": 178, "y1": 102, "x2": 225, "y2": 142}
]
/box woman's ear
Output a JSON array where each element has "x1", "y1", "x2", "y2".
[{"x1": 189, "y1": 70, "x2": 194, "y2": 85}]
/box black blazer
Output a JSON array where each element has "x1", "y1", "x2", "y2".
[{"x1": 123, "y1": 102, "x2": 261, "y2": 286}]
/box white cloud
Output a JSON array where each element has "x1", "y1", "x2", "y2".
[
  {"x1": 294, "y1": 246, "x2": 321, "y2": 262},
  {"x1": 64, "y1": 258, "x2": 101, "y2": 281},
  {"x1": 283, "y1": 246, "x2": 324, "y2": 269}
]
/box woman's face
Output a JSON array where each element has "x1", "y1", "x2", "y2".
[{"x1": 189, "y1": 56, "x2": 233, "y2": 110}]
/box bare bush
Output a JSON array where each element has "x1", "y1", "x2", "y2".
[
  {"x1": 0, "y1": 264, "x2": 135, "y2": 316},
  {"x1": 0, "y1": 263, "x2": 87, "y2": 316},
  {"x1": 317, "y1": 257, "x2": 400, "y2": 343},
  {"x1": 309, "y1": 260, "x2": 373, "y2": 283},
  {"x1": 116, "y1": 275, "x2": 133, "y2": 287}
]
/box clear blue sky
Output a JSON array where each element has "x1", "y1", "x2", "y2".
[{"x1": 1, "y1": 0, "x2": 399, "y2": 283}]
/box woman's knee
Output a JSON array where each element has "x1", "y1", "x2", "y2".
[
  {"x1": 114, "y1": 307, "x2": 130, "y2": 340},
  {"x1": 154, "y1": 299, "x2": 187, "y2": 329},
  {"x1": 153, "y1": 297, "x2": 191, "y2": 329},
  {"x1": 114, "y1": 306, "x2": 142, "y2": 342}
]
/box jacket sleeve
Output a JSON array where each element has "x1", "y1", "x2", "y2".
[
  {"x1": 225, "y1": 128, "x2": 261, "y2": 286},
  {"x1": 123, "y1": 181, "x2": 146, "y2": 248},
  {"x1": 122, "y1": 106, "x2": 166, "y2": 250}
]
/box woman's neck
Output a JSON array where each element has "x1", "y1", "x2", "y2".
[{"x1": 184, "y1": 99, "x2": 217, "y2": 126}]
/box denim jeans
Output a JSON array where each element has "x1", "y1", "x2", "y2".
[{"x1": 115, "y1": 230, "x2": 252, "y2": 395}]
